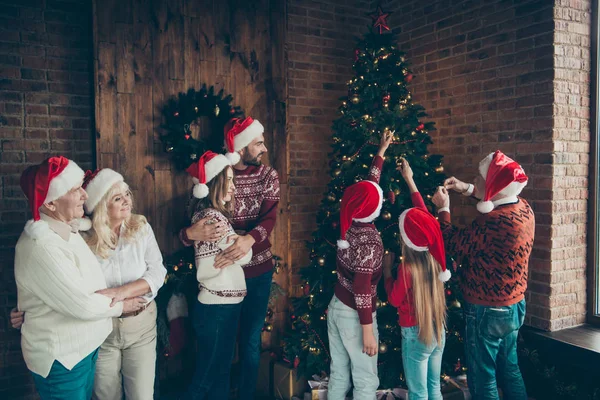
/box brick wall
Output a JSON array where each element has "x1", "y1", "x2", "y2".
[
  {"x1": 0, "y1": 0, "x2": 94, "y2": 398},
  {"x1": 387, "y1": 0, "x2": 591, "y2": 331},
  {"x1": 550, "y1": 0, "x2": 591, "y2": 330},
  {"x1": 287, "y1": 0, "x2": 372, "y2": 288}
]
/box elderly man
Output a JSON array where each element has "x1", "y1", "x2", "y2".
[
  {"x1": 432, "y1": 150, "x2": 534, "y2": 400},
  {"x1": 14, "y1": 156, "x2": 144, "y2": 399}
]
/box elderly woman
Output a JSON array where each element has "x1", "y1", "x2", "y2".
[
  {"x1": 79, "y1": 168, "x2": 166, "y2": 400},
  {"x1": 14, "y1": 156, "x2": 144, "y2": 400}
]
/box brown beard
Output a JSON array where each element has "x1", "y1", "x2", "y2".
[{"x1": 243, "y1": 151, "x2": 264, "y2": 166}]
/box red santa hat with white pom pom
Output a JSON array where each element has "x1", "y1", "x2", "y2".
[
  {"x1": 337, "y1": 180, "x2": 384, "y2": 249},
  {"x1": 223, "y1": 116, "x2": 264, "y2": 164},
  {"x1": 476, "y1": 150, "x2": 528, "y2": 214},
  {"x1": 186, "y1": 151, "x2": 231, "y2": 199},
  {"x1": 399, "y1": 207, "x2": 450, "y2": 282}
]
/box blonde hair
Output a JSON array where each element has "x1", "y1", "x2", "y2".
[
  {"x1": 402, "y1": 243, "x2": 447, "y2": 346},
  {"x1": 83, "y1": 181, "x2": 147, "y2": 259},
  {"x1": 188, "y1": 166, "x2": 235, "y2": 219}
]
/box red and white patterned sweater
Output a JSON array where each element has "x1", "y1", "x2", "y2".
[
  {"x1": 180, "y1": 164, "x2": 280, "y2": 279},
  {"x1": 334, "y1": 156, "x2": 384, "y2": 325},
  {"x1": 230, "y1": 164, "x2": 280, "y2": 278}
]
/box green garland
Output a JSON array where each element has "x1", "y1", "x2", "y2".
[{"x1": 160, "y1": 84, "x2": 244, "y2": 170}]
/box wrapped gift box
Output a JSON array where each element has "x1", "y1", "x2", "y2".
[
  {"x1": 273, "y1": 361, "x2": 308, "y2": 400},
  {"x1": 442, "y1": 375, "x2": 471, "y2": 400}
]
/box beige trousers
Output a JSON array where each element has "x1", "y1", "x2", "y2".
[{"x1": 93, "y1": 300, "x2": 157, "y2": 400}]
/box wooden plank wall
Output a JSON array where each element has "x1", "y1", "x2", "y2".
[{"x1": 92, "y1": 0, "x2": 289, "y2": 346}]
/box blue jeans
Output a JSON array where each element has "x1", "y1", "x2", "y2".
[
  {"x1": 401, "y1": 326, "x2": 445, "y2": 400},
  {"x1": 237, "y1": 270, "x2": 273, "y2": 400},
  {"x1": 31, "y1": 348, "x2": 99, "y2": 400},
  {"x1": 327, "y1": 295, "x2": 379, "y2": 400},
  {"x1": 182, "y1": 301, "x2": 243, "y2": 400},
  {"x1": 464, "y1": 299, "x2": 527, "y2": 400}
]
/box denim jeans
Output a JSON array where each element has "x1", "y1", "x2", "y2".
[
  {"x1": 182, "y1": 301, "x2": 243, "y2": 400},
  {"x1": 401, "y1": 326, "x2": 445, "y2": 400},
  {"x1": 464, "y1": 299, "x2": 527, "y2": 400},
  {"x1": 237, "y1": 270, "x2": 274, "y2": 400},
  {"x1": 31, "y1": 348, "x2": 99, "y2": 400},
  {"x1": 327, "y1": 295, "x2": 379, "y2": 400}
]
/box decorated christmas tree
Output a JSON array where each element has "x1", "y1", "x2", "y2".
[{"x1": 283, "y1": 10, "x2": 466, "y2": 390}]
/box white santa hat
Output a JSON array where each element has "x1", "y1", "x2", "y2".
[
  {"x1": 185, "y1": 150, "x2": 231, "y2": 198},
  {"x1": 223, "y1": 116, "x2": 264, "y2": 164},
  {"x1": 20, "y1": 156, "x2": 85, "y2": 238},
  {"x1": 476, "y1": 150, "x2": 528, "y2": 214},
  {"x1": 337, "y1": 180, "x2": 383, "y2": 249}
]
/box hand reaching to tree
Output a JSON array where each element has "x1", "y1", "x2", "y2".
[
  {"x1": 396, "y1": 157, "x2": 418, "y2": 193},
  {"x1": 377, "y1": 130, "x2": 394, "y2": 157}
]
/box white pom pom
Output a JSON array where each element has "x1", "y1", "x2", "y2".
[
  {"x1": 193, "y1": 183, "x2": 209, "y2": 198},
  {"x1": 23, "y1": 220, "x2": 50, "y2": 240},
  {"x1": 337, "y1": 239, "x2": 350, "y2": 249},
  {"x1": 438, "y1": 269, "x2": 451, "y2": 282},
  {"x1": 78, "y1": 217, "x2": 92, "y2": 231},
  {"x1": 477, "y1": 200, "x2": 495, "y2": 214},
  {"x1": 226, "y1": 152, "x2": 240, "y2": 165}
]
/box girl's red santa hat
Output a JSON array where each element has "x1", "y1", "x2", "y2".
[
  {"x1": 20, "y1": 156, "x2": 85, "y2": 238},
  {"x1": 186, "y1": 150, "x2": 231, "y2": 198},
  {"x1": 223, "y1": 116, "x2": 264, "y2": 164},
  {"x1": 337, "y1": 180, "x2": 384, "y2": 249},
  {"x1": 477, "y1": 150, "x2": 528, "y2": 214},
  {"x1": 399, "y1": 207, "x2": 450, "y2": 282}
]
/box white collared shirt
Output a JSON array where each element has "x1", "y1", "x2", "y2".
[{"x1": 96, "y1": 222, "x2": 166, "y2": 301}]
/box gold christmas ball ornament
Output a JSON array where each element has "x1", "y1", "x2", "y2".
[
  {"x1": 394, "y1": 188, "x2": 401, "y2": 195},
  {"x1": 327, "y1": 193, "x2": 337, "y2": 202},
  {"x1": 376, "y1": 300, "x2": 382, "y2": 308},
  {"x1": 451, "y1": 299, "x2": 462, "y2": 309},
  {"x1": 382, "y1": 211, "x2": 392, "y2": 220},
  {"x1": 317, "y1": 257, "x2": 326, "y2": 266},
  {"x1": 351, "y1": 94, "x2": 360, "y2": 104},
  {"x1": 379, "y1": 342, "x2": 388, "y2": 354},
  {"x1": 435, "y1": 165, "x2": 444, "y2": 173},
  {"x1": 362, "y1": 114, "x2": 370, "y2": 120}
]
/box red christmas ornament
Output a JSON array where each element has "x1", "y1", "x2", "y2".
[
  {"x1": 370, "y1": 6, "x2": 391, "y2": 34},
  {"x1": 387, "y1": 190, "x2": 396, "y2": 204},
  {"x1": 446, "y1": 289, "x2": 452, "y2": 296},
  {"x1": 332, "y1": 221, "x2": 338, "y2": 229},
  {"x1": 406, "y1": 73, "x2": 414, "y2": 83},
  {"x1": 416, "y1": 123, "x2": 425, "y2": 131},
  {"x1": 184, "y1": 134, "x2": 190, "y2": 140},
  {"x1": 174, "y1": 111, "x2": 179, "y2": 117},
  {"x1": 230, "y1": 108, "x2": 236, "y2": 115},
  {"x1": 382, "y1": 93, "x2": 391, "y2": 103},
  {"x1": 293, "y1": 356, "x2": 300, "y2": 369},
  {"x1": 350, "y1": 120, "x2": 358, "y2": 127},
  {"x1": 354, "y1": 49, "x2": 360, "y2": 62}
]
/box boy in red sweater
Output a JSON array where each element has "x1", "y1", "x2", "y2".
[
  {"x1": 327, "y1": 131, "x2": 392, "y2": 400},
  {"x1": 433, "y1": 150, "x2": 534, "y2": 400}
]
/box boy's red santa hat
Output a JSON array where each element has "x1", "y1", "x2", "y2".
[
  {"x1": 337, "y1": 180, "x2": 383, "y2": 249},
  {"x1": 477, "y1": 150, "x2": 528, "y2": 214},
  {"x1": 399, "y1": 207, "x2": 450, "y2": 282},
  {"x1": 20, "y1": 156, "x2": 85, "y2": 238},
  {"x1": 186, "y1": 150, "x2": 231, "y2": 199},
  {"x1": 223, "y1": 116, "x2": 264, "y2": 164}
]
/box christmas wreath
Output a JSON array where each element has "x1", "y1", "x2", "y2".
[{"x1": 160, "y1": 85, "x2": 244, "y2": 170}]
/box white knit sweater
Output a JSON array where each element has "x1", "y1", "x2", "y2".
[
  {"x1": 14, "y1": 214, "x2": 123, "y2": 378},
  {"x1": 193, "y1": 208, "x2": 251, "y2": 304}
]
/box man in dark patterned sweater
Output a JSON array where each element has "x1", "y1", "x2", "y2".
[
  {"x1": 180, "y1": 116, "x2": 279, "y2": 400},
  {"x1": 432, "y1": 150, "x2": 533, "y2": 400}
]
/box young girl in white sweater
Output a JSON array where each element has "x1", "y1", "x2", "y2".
[{"x1": 182, "y1": 150, "x2": 251, "y2": 399}]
